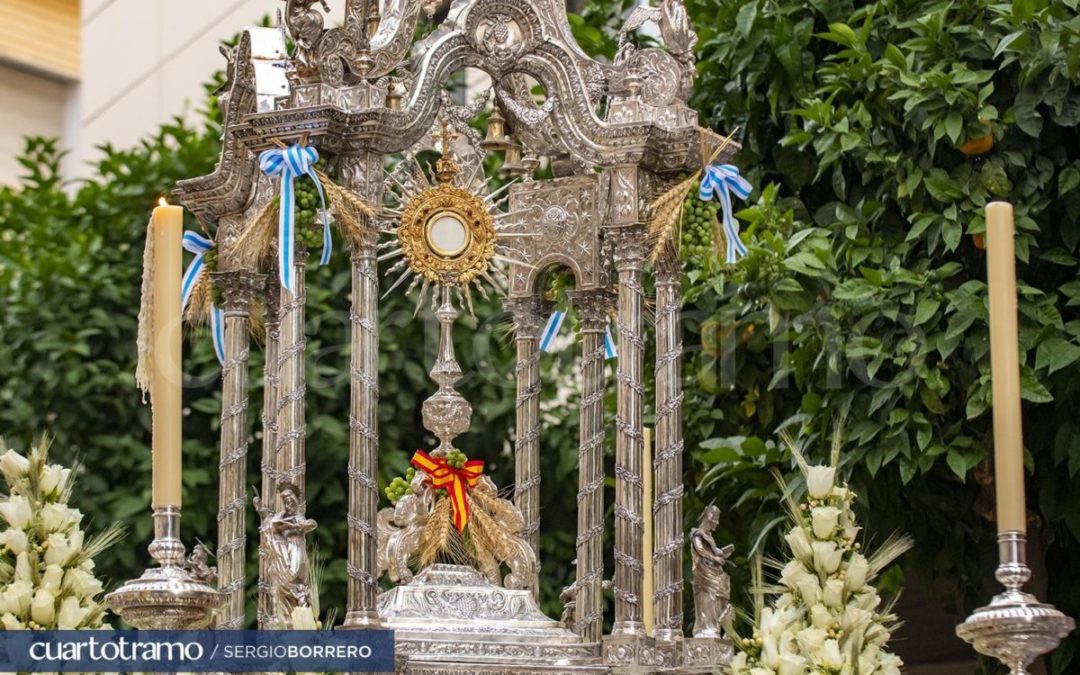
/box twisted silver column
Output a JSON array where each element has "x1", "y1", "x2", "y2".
[
  {"x1": 505, "y1": 295, "x2": 545, "y2": 569},
  {"x1": 344, "y1": 241, "x2": 381, "y2": 627},
  {"x1": 653, "y1": 254, "x2": 685, "y2": 642},
  {"x1": 258, "y1": 268, "x2": 281, "y2": 628},
  {"x1": 612, "y1": 230, "x2": 647, "y2": 637},
  {"x1": 274, "y1": 253, "x2": 308, "y2": 507},
  {"x1": 212, "y1": 270, "x2": 262, "y2": 629},
  {"x1": 569, "y1": 289, "x2": 612, "y2": 643}
]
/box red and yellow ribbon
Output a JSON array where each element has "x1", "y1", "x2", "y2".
[{"x1": 411, "y1": 450, "x2": 484, "y2": 533}]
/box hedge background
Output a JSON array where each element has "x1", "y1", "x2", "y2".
[{"x1": 1, "y1": 1, "x2": 1079, "y2": 672}]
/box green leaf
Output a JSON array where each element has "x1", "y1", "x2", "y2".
[
  {"x1": 1035, "y1": 338, "x2": 1080, "y2": 375},
  {"x1": 914, "y1": 298, "x2": 941, "y2": 326},
  {"x1": 947, "y1": 449, "x2": 968, "y2": 480},
  {"x1": 883, "y1": 43, "x2": 906, "y2": 69},
  {"x1": 735, "y1": 0, "x2": 758, "y2": 37},
  {"x1": 833, "y1": 279, "x2": 878, "y2": 301},
  {"x1": 945, "y1": 112, "x2": 963, "y2": 143},
  {"x1": 994, "y1": 30, "x2": 1029, "y2": 59}
]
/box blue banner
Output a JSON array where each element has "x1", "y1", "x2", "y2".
[{"x1": 0, "y1": 629, "x2": 395, "y2": 673}]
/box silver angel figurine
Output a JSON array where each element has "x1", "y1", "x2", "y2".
[
  {"x1": 691, "y1": 505, "x2": 734, "y2": 638},
  {"x1": 256, "y1": 482, "x2": 318, "y2": 624},
  {"x1": 184, "y1": 542, "x2": 218, "y2": 587}
]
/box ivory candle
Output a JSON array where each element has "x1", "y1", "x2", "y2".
[
  {"x1": 643, "y1": 427, "x2": 654, "y2": 636},
  {"x1": 985, "y1": 202, "x2": 1026, "y2": 534},
  {"x1": 151, "y1": 199, "x2": 184, "y2": 508}
]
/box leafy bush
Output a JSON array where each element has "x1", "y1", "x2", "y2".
[{"x1": 670, "y1": 0, "x2": 1080, "y2": 671}]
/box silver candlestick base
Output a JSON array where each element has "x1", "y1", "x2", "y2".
[
  {"x1": 106, "y1": 506, "x2": 222, "y2": 629},
  {"x1": 957, "y1": 531, "x2": 1075, "y2": 674}
]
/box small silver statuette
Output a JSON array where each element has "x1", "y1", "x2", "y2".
[{"x1": 691, "y1": 505, "x2": 734, "y2": 638}]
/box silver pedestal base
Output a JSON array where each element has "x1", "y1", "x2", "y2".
[
  {"x1": 379, "y1": 565, "x2": 606, "y2": 674},
  {"x1": 957, "y1": 531, "x2": 1075, "y2": 674},
  {"x1": 377, "y1": 565, "x2": 732, "y2": 675}
]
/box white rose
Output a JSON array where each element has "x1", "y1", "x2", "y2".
[
  {"x1": 761, "y1": 634, "x2": 780, "y2": 669},
  {"x1": 795, "y1": 627, "x2": 827, "y2": 654},
  {"x1": 779, "y1": 560, "x2": 811, "y2": 591},
  {"x1": 811, "y1": 506, "x2": 842, "y2": 539},
  {"x1": 805, "y1": 465, "x2": 836, "y2": 499},
  {"x1": 856, "y1": 590, "x2": 881, "y2": 611},
  {"x1": 822, "y1": 578, "x2": 845, "y2": 609},
  {"x1": 0, "y1": 449, "x2": 30, "y2": 485},
  {"x1": 41, "y1": 565, "x2": 65, "y2": 592},
  {"x1": 860, "y1": 643, "x2": 881, "y2": 665},
  {"x1": 0, "y1": 580, "x2": 32, "y2": 617},
  {"x1": 40, "y1": 465, "x2": 71, "y2": 496},
  {"x1": 30, "y1": 589, "x2": 55, "y2": 626},
  {"x1": 0, "y1": 495, "x2": 33, "y2": 529},
  {"x1": 57, "y1": 596, "x2": 88, "y2": 629},
  {"x1": 845, "y1": 553, "x2": 869, "y2": 592},
  {"x1": 44, "y1": 533, "x2": 74, "y2": 566},
  {"x1": 879, "y1": 652, "x2": 903, "y2": 675},
  {"x1": 840, "y1": 606, "x2": 873, "y2": 636},
  {"x1": 14, "y1": 552, "x2": 32, "y2": 582},
  {"x1": 817, "y1": 638, "x2": 844, "y2": 670},
  {"x1": 291, "y1": 605, "x2": 318, "y2": 630},
  {"x1": 63, "y1": 568, "x2": 103, "y2": 598},
  {"x1": 0, "y1": 528, "x2": 29, "y2": 554},
  {"x1": 749, "y1": 668, "x2": 774, "y2": 675},
  {"x1": 1, "y1": 612, "x2": 25, "y2": 630},
  {"x1": 776, "y1": 654, "x2": 806, "y2": 675},
  {"x1": 68, "y1": 528, "x2": 84, "y2": 552},
  {"x1": 809, "y1": 603, "x2": 833, "y2": 629},
  {"x1": 796, "y1": 576, "x2": 821, "y2": 605},
  {"x1": 40, "y1": 504, "x2": 81, "y2": 533},
  {"x1": 785, "y1": 526, "x2": 814, "y2": 562},
  {"x1": 842, "y1": 523, "x2": 861, "y2": 543},
  {"x1": 812, "y1": 540, "x2": 843, "y2": 575},
  {"x1": 865, "y1": 622, "x2": 889, "y2": 646},
  {"x1": 730, "y1": 652, "x2": 749, "y2": 672}
]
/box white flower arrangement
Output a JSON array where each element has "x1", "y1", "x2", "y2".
[
  {"x1": 729, "y1": 433, "x2": 912, "y2": 675},
  {"x1": 0, "y1": 437, "x2": 123, "y2": 631}
]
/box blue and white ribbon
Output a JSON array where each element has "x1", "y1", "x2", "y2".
[
  {"x1": 540, "y1": 310, "x2": 566, "y2": 353},
  {"x1": 603, "y1": 324, "x2": 618, "y2": 360},
  {"x1": 181, "y1": 231, "x2": 226, "y2": 365},
  {"x1": 259, "y1": 144, "x2": 331, "y2": 293},
  {"x1": 540, "y1": 310, "x2": 618, "y2": 360},
  {"x1": 700, "y1": 164, "x2": 753, "y2": 264}
]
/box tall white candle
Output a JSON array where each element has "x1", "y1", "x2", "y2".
[{"x1": 151, "y1": 199, "x2": 184, "y2": 508}]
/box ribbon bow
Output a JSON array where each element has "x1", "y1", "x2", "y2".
[
  {"x1": 180, "y1": 231, "x2": 226, "y2": 365},
  {"x1": 700, "y1": 164, "x2": 753, "y2": 264},
  {"x1": 540, "y1": 310, "x2": 617, "y2": 360},
  {"x1": 411, "y1": 450, "x2": 484, "y2": 533},
  {"x1": 259, "y1": 144, "x2": 331, "y2": 293}
]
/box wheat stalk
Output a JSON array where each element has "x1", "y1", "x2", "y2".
[
  {"x1": 183, "y1": 274, "x2": 213, "y2": 327},
  {"x1": 418, "y1": 496, "x2": 453, "y2": 567},
  {"x1": 647, "y1": 128, "x2": 740, "y2": 262},
  {"x1": 233, "y1": 198, "x2": 278, "y2": 268}
]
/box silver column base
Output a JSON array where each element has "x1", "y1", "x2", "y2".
[
  {"x1": 957, "y1": 531, "x2": 1075, "y2": 674},
  {"x1": 106, "y1": 506, "x2": 222, "y2": 629}
]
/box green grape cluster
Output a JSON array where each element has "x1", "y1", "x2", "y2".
[
  {"x1": 202, "y1": 244, "x2": 225, "y2": 308},
  {"x1": 384, "y1": 467, "x2": 417, "y2": 505},
  {"x1": 445, "y1": 449, "x2": 469, "y2": 469},
  {"x1": 292, "y1": 175, "x2": 325, "y2": 250},
  {"x1": 680, "y1": 183, "x2": 720, "y2": 260}
]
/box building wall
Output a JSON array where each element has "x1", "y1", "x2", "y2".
[
  {"x1": 76, "y1": 0, "x2": 346, "y2": 176},
  {"x1": 0, "y1": 65, "x2": 70, "y2": 185},
  {"x1": 0, "y1": 0, "x2": 79, "y2": 186}
]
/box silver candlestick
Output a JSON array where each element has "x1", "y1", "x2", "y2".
[
  {"x1": 106, "y1": 506, "x2": 222, "y2": 629},
  {"x1": 957, "y1": 531, "x2": 1075, "y2": 674}
]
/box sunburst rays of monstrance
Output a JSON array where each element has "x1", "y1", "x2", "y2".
[{"x1": 379, "y1": 117, "x2": 533, "y2": 314}]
